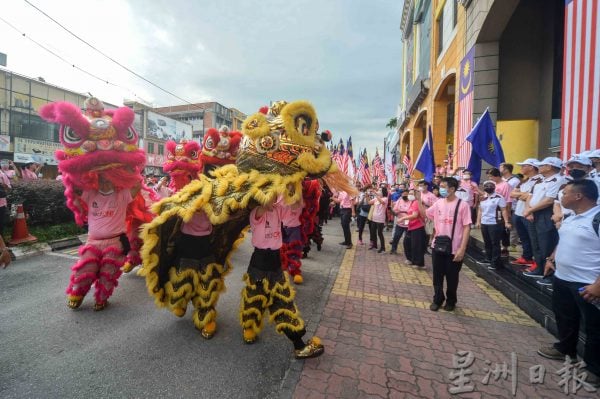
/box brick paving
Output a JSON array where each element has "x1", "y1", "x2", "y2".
[{"x1": 292, "y1": 230, "x2": 598, "y2": 398}]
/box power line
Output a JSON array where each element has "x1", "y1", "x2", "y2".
[
  {"x1": 0, "y1": 15, "x2": 152, "y2": 105},
  {"x1": 24, "y1": 0, "x2": 200, "y2": 108}
]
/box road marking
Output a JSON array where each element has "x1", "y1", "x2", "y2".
[{"x1": 331, "y1": 247, "x2": 537, "y2": 327}]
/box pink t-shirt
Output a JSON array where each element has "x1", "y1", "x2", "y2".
[
  {"x1": 426, "y1": 198, "x2": 472, "y2": 255},
  {"x1": 495, "y1": 181, "x2": 512, "y2": 204},
  {"x1": 371, "y1": 197, "x2": 388, "y2": 223},
  {"x1": 0, "y1": 171, "x2": 11, "y2": 208},
  {"x1": 181, "y1": 211, "x2": 213, "y2": 236},
  {"x1": 459, "y1": 180, "x2": 479, "y2": 207},
  {"x1": 420, "y1": 191, "x2": 439, "y2": 208},
  {"x1": 82, "y1": 189, "x2": 133, "y2": 239},
  {"x1": 250, "y1": 205, "x2": 283, "y2": 250},
  {"x1": 337, "y1": 191, "x2": 355, "y2": 209},
  {"x1": 393, "y1": 199, "x2": 411, "y2": 227},
  {"x1": 280, "y1": 200, "x2": 303, "y2": 228},
  {"x1": 22, "y1": 168, "x2": 38, "y2": 180},
  {"x1": 407, "y1": 201, "x2": 425, "y2": 231}
]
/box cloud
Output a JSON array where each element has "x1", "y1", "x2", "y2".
[{"x1": 2, "y1": 0, "x2": 402, "y2": 156}]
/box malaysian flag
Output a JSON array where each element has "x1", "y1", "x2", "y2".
[
  {"x1": 402, "y1": 153, "x2": 414, "y2": 175},
  {"x1": 562, "y1": 0, "x2": 600, "y2": 158},
  {"x1": 360, "y1": 149, "x2": 372, "y2": 186},
  {"x1": 456, "y1": 47, "x2": 474, "y2": 168},
  {"x1": 373, "y1": 149, "x2": 385, "y2": 183}
]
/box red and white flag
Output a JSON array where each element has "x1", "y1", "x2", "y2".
[
  {"x1": 373, "y1": 150, "x2": 385, "y2": 183},
  {"x1": 402, "y1": 153, "x2": 414, "y2": 175},
  {"x1": 562, "y1": 0, "x2": 600, "y2": 158},
  {"x1": 456, "y1": 47, "x2": 474, "y2": 168}
]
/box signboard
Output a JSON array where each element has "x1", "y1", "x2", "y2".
[
  {"x1": 146, "y1": 153, "x2": 165, "y2": 167},
  {"x1": 13, "y1": 137, "x2": 61, "y2": 165},
  {"x1": 146, "y1": 111, "x2": 192, "y2": 141},
  {"x1": 0, "y1": 135, "x2": 10, "y2": 152}
]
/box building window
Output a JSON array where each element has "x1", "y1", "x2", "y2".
[
  {"x1": 148, "y1": 142, "x2": 155, "y2": 154},
  {"x1": 158, "y1": 144, "x2": 164, "y2": 155},
  {"x1": 437, "y1": 0, "x2": 457, "y2": 56}
]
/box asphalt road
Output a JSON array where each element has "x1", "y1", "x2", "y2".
[{"x1": 0, "y1": 222, "x2": 347, "y2": 399}]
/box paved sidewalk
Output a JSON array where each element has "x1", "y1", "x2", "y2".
[{"x1": 292, "y1": 231, "x2": 598, "y2": 398}]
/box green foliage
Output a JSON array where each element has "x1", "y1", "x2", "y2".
[
  {"x1": 7, "y1": 179, "x2": 75, "y2": 226},
  {"x1": 3, "y1": 222, "x2": 85, "y2": 243}
]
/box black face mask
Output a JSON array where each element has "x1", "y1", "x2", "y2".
[
  {"x1": 569, "y1": 169, "x2": 587, "y2": 180},
  {"x1": 402, "y1": 196, "x2": 408, "y2": 200},
  {"x1": 484, "y1": 187, "x2": 495, "y2": 194}
]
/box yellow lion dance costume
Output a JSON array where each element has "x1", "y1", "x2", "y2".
[{"x1": 140, "y1": 100, "x2": 355, "y2": 357}]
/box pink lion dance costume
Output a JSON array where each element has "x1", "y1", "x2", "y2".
[
  {"x1": 163, "y1": 139, "x2": 202, "y2": 192},
  {"x1": 40, "y1": 97, "x2": 146, "y2": 311}
]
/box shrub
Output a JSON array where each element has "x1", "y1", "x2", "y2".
[{"x1": 7, "y1": 180, "x2": 75, "y2": 226}]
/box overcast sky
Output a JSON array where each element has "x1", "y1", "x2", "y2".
[{"x1": 1, "y1": 0, "x2": 403, "y2": 158}]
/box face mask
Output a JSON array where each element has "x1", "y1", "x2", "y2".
[
  {"x1": 439, "y1": 188, "x2": 449, "y2": 198},
  {"x1": 569, "y1": 169, "x2": 586, "y2": 180},
  {"x1": 418, "y1": 187, "x2": 425, "y2": 192},
  {"x1": 462, "y1": 175, "x2": 471, "y2": 180},
  {"x1": 408, "y1": 194, "x2": 416, "y2": 201},
  {"x1": 99, "y1": 189, "x2": 114, "y2": 195},
  {"x1": 402, "y1": 195, "x2": 408, "y2": 200},
  {"x1": 484, "y1": 187, "x2": 495, "y2": 194}
]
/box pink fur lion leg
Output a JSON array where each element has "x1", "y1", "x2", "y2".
[
  {"x1": 94, "y1": 238, "x2": 125, "y2": 304},
  {"x1": 125, "y1": 236, "x2": 142, "y2": 266},
  {"x1": 65, "y1": 244, "x2": 102, "y2": 298}
]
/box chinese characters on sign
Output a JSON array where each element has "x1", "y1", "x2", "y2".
[{"x1": 448, "y1": 351, "x2": 597, "y2": 396}]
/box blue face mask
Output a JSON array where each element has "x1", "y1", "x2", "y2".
[{"x1": 439, "y1": 188, "x2": 449, "y2": 198}]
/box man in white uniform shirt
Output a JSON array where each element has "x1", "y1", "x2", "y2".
[
  {"x1": 536, "y1": 180, "x2": 600, "y2": 388},
  {"x1": 589, "y1": 149, "x2": 600, "y2": 181},
  {"x1": 523, "y1": 157, "x2": 565, "y2": 279},
  {"x1": 510, "y1": 159, "x2": 542, "y2": 270}
]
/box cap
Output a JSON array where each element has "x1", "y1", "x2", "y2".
[
  {"x1": 516, "y1": 158, "x2": 539, "y2": 167},
  {"x1": 589, "y1": 149, "x2": 600, "y2": 158},
  {"x1": 535, "y1": 157, "x2": 563, "y2": 169},
  {"x1": 566, "y1": 154, "x2": 592, "y2": 166}
]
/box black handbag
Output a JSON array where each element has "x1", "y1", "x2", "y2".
[{"x1": 433, "y1": 199, "x2": 461, "y2": 255}]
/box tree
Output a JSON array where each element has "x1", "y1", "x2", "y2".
[{"x1": 386, "y1": 117, "x2": 397, "y2": 129}]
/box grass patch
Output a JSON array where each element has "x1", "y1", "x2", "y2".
[{"x1": 3, "y1": 222, "x2": 85, "y2": 244}]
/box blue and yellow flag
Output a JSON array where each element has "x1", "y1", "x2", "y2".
[{"x1": 466, "y1": 109, "x2": 505, "y2": 183}]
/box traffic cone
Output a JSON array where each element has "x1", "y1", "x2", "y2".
[{"x1": 9, "y1": 204, "x2": 37, "y2": 246}]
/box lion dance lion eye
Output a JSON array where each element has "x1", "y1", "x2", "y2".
[
  {"x1": 63, "y1": 127, "x2": 82, "y2": 145},
  {"x1": 190, "y1": 150, "x2": 198, "y2": 159},
  {"x1": 123, "y1": 127, "x2": 137, "y2": 143},
  {"x1": 205, "y1": 137, "x2": 214, "y2": 150}
]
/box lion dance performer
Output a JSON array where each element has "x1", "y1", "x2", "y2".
[
  {"x1": 140, "y1": 100, "x2": 356, "y2": 358},
  {"x1": 40, "y1": 97, "x2": 146, "y2": 310},
  {"x1": 137, "y1": 132, "x2": 241, "y2": 339},
  {"x1": 301, "y1": 178, "x2": 324, "y2": 259}
]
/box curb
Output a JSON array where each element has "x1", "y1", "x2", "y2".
[{"x1": 9, "y1": 234, "x2": 85, "y2": 260}]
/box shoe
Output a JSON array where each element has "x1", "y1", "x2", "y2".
[
  {"x1": 346, "y1": 244, "x2": 353, "y2": 249},
  {"x1": 585, "y1": 371, "x2": 600, "y2": 388},
  {"x1": 67, "y1": 295, "x2": 83, "y2": 310},
  {"x1": 295, "y1": 337, "x2": 324, "y2": 359},
  {"x1": 201, "y1": 321, "x2": 217, "y2": 339},
  {"x1": 406, "y1": 260, "x2": 413, "y2": 266},
  {"x1": 429, "y1": 303, "x2": 441, "y2": 311},
  {"x1": 523, "y1": 271, "x2": 544, "y2": 279},
  {"x1": 93, "y1": 301, "x2": 108, "y2": 311},
  {"x1": 358, "y1": 240, "x2": 363, "y2": 245},
  {"x1": 121, "y1": 261, "x2": 135, "y2": 273},
  {"x1": 501, "y1": 249, "x2": 509, "y2": 257},
  {"x1": 511, "y1": 257, "x2": 533, "y2": 265},
  {"x1": 172, "y1": 307, "x2": 186, "y2": 317},
  {"x1": 537, "y1": 345, "x2": 575, "y2": 361},
  {"x1": 243, "y1": 329, "x2": 257, "y2": 344},
  {"x1": 339, "y1": 242, "x2": 349, "y2": 246},
  {"x1": 443, "y1": 304, "x2": 455, "y2": 311},
  {"x1": 389, "y1": 251, "x2": 397, "y2": 255},
  {"x1": 477, "y1": 260, "x2": 492, "y2": 266},
  {"x1": 377, "y1": 248, "x2": 385, "y2": 253},
  {"x1": 316, "y1": 243, "x2": 322, "y2": 251},
  {"x1": 368, "y1": 246, "x2": 376, "y2": 250},
  {"x1": 293, "y1": 274, "x2": 303, "y2": 284},
  {"x1": 487, "y1": 265, "x2": 497, "y2": 270},
  {"x1": 536, "y1": 276, "x2": 553, "y2": 287},
  {"x1": 525, "y1": 262, "x2": 539, "y2": 273}
]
